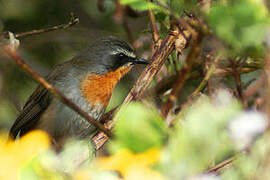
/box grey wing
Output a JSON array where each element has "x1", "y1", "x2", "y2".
[
  {"x1": 9, "y1": 85, "x2": 53, "y2": 138},
  {"x1": 8, "y1": 62, "x2": 72, "y2": 138}
]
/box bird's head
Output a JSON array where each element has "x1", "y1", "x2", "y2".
[
  {"x1": 76, "y1": 36, "x2": 148, "y2": 74},
  {"x1": 78, "y1": 37, "x2": 148, "y2": 107}
]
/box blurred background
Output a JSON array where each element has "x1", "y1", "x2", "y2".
[
  {"x1": 0, "y1": 0, "x2": 151, "y2": 132},
  {"x1": 1, "y1": 1, "x2": 270, "y2": 179}
]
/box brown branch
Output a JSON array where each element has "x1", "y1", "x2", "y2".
[
  {"x1": 231, "y1": 59, "x2": 245, "y2": 105},
  {"x1": 92, "y1": 120, "x2": 113, "y2": 150},
  {"x1": 123, "y1": 26, "x2": 183, "y2": 104},
  {"x1": 148, "y1": 66, "x2": 259, "y2": 98},
  {"x1": 161, "y1": 31, "x2": 202, "y2": 118},
  {"x1": 114, "y1": 1, "x2": 134, "y2": 43},
  {"x1": 214, "y1": 67, "x2": 258, "y2": 76},
  {"x1": 92, "y1": 106, "x2": 119, "y2": 150},
  {"x1": 244, "y1": 74, "x2": 265, "y2": 98},
  {"x1": 123, "y1": 19, "x2": 134, "y2": 43},
  {"x1": 2, "y1": 46, "x2": 112, "y2": 137},
  {"x1": 0, "y1": 13, "x2": 79, "y2": 39},
  {"x1": 113, "y1": 0, "x2": 126, "y2": 23},
  {"x1": 147, "y1": 0, "x2": 161, "y2": 48},
  {"x1": 167, "y1": 56, "x2": 219, "y2": 126},
  {"x1": 190, "y1": 55, "x2": 220, "y2": 98},
  {"x1": 205, "y1": 54, "x2": 213, "y2": 96},
  {"x1": 207, "y1": 156, "x2": 235, "y2": 173},
  {"x1": 169, "y1": 67, "x2": 259, "y2": 127}
]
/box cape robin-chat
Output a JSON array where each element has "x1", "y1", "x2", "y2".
[{"x1": 9, "y1": 36, "x2": 148, "y2": 145}]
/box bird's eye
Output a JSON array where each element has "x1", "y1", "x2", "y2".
[
  {"x1": 118, "y1": 53, "x2": 125, "y2": 58},
  {"x1": 110, "y1": 52, "x2": 132, "y2": 70}
]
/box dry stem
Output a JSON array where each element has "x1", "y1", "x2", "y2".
[
  {"x1": 207, "y1": 156, "x2": 235, "y2": 173},
  {"x1": 149, "y1": 66, "x2": 259, "y2": 98},
  {"x1": 231, "y1": 59, "x2": 245, "y2": 105},
  {"x1": 190, "y1": 55, "x2": 220, "y2": 98},
  {"x1": 0, "y1": 13, "x2": 79, "y2": 39},
  {"x1": 161, "y1": 31, "x2": 202, "y2": 118},
  {"x1": 123, "y1": 26, "x2": 181, "y2": 104},
  {"x1": 147, "y1": 0, "x2": 161, "y2": 48}
]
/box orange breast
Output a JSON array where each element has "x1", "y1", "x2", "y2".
[{"x1": 80, "y1": 66, "x2": 132, "y2": 107}]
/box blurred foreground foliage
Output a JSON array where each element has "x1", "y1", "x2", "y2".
[
  {"x1": 0, "y1": 92, "x2": 269, "y2": 179},
  {"x1": 1, "y1": 0, "x2": 270, "y2": 179},
  {"x1": 207, "y1": 0, "x2": 270, "y2": 56}
]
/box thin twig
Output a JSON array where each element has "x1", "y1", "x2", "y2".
[
  {"x1": 161, "y1": 31, "x2": 202, "y2": 118},
  {"x1": 171, "y1": 68, "x2": 258, "y2": 126},
  {"x1": 190, "y1": 54, "x2": 220, "y2": 98},
  {"x1": 123, "y1": 19, "x2": 134, "y2": 43},
  {"x1": 1, "y1": 13, "x2": 79, "y2": 39},
  {"x1": 147, "y1": 66, "x2": 259, "y2": 98},
  {"x1": 113, "y1": 0, "x2": 126, "y2": 23},
  {"x1": 2, "y1": 46, "x2": 112, "y2": 137},
  {"x1": 231, "y1": 59, "x2": 245, "y2": 105},
  {"x1": 206, "y1": 55, "x2": 213, "y2": 97},
  {"x1": 167, "y1": 55, "x2": 220, "y2": 126},
  {"x1": 207, "y1": 156, "x2": 235, "y2": 173},
  {"x1": 244, "y1": 74, "x2": 265, "y2": 98},
  {"x1": 147, "y1": 0, "x2": 161, "y2": 48}
]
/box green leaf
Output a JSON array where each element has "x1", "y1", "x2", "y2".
[
  {"x1": 163, "y1": 92, "x2": 241, "y2": 178},
  {"x1": 207, "y1": 0, "x2": 270, "y2": 57},
  {"x1": 113, "y1": 102, "x2": 167, "y2": 153},
  {"x1": 168, "y1": 0, "x2": 199, "y2": 16},
  {"x1": 120, "y1": 0, "x2": 161, "y2": 11}
]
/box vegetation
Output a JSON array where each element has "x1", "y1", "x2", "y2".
[{"x1": 1, "y1": 0, "x2": 270, "y2": 179}]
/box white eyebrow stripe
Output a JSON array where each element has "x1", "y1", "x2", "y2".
[{"x1": 112, "y1": 49, "x2": 136, "y2": 58}]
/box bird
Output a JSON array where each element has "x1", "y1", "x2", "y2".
[{"x1": 9, "y1": 36, "x2": 148, "y2": 147}]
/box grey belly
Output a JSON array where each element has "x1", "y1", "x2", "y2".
[{"x1": 36, "y1": 98, "x2": 104, "y2": 142}]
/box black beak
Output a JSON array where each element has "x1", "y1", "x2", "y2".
[{"x1": 131, "y1": 57, "x2": 149, "y2": 65}]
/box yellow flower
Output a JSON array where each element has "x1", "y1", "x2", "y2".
[
  {"x1": 0, "y1": 130, "x2": 50, "y2": 180},
  {"x1": 73, "y1": 169, "x2": 93, "y2": 180},
  {"x1": 125, "y1": 166, "x2": 164, "y2": 180},
  {"x1": 95, "y1": 148, "x2": 164, "y2": 179}
]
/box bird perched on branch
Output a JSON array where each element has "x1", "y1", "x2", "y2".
[{"x1": 9, "y1": 36, "x2": 148, "y2": 147}]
